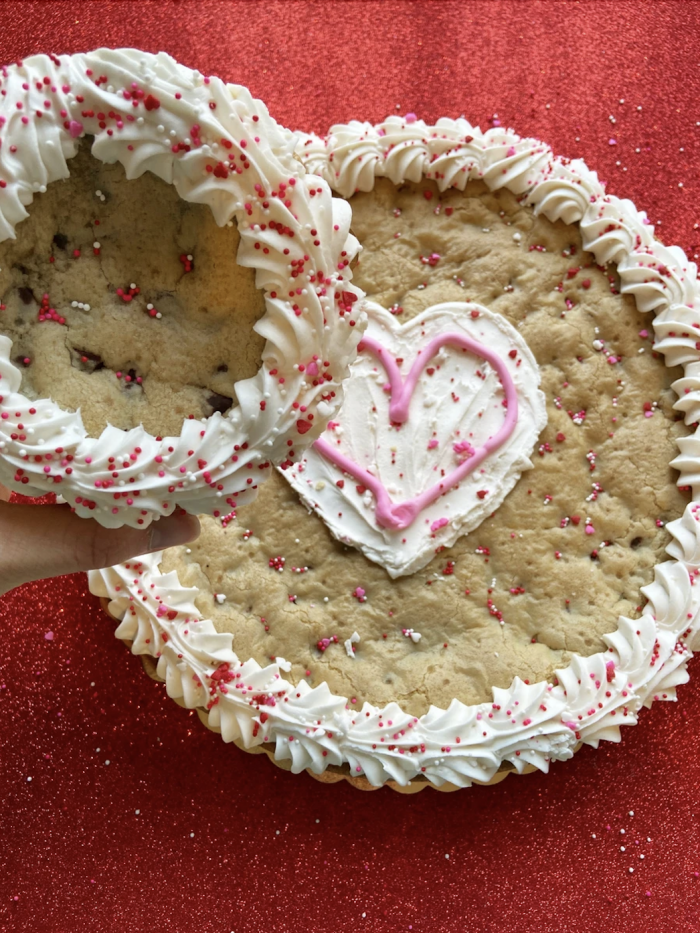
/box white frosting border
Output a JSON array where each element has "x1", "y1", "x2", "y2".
[
  {"x1": 0, "y1": 49, "x2": 365, "y2": 527},
  {"x1": 90, "y1": 116, "x2": 700, "y2": 787}
]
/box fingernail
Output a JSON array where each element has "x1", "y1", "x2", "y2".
[{"x1": 148, "y1": 512, "x2": 200, "y2": 552}]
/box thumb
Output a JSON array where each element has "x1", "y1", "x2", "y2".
[{"x1": 0, "y1": 501, "x2": 200, "y2": 596}]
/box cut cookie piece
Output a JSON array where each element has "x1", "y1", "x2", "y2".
[
  {"x1": 0, "y1": 49, "x2": 364, "y2": 528},
  {"x1": 90, "y1": 117, "x2": 698, "y2": 790}
]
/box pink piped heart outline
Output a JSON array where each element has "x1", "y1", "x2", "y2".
[{"x1": 313, "y1": 330, "x2": 518, "y2": 530}]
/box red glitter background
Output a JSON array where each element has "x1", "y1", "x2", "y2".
[{"x1": 2, "y1": 2, "x2": 700, "y2": 931}]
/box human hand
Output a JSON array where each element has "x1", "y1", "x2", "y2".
[{"x1": 0, "y1": 484, "x2": 200, "y2": 597}]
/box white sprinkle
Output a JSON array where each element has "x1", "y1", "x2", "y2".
[
  {"x1": 445, "y1": 853, "x2": 450, "y2": 859},
  {"x1": 26, "y1": 777, "x2": 32, "y2": 782},
  {"x1": 344, "y1": 631, "x2": 361, "y2": 658},
  {"x1": 628, "y1": 810, "x2": 634, "y2": 817},
  {"x1": 629, "y1": 868, "x2": 634, "y2": 873},
  {"x1": 135, "y1": 810, "x2": 140, "y2": 815},
  {"x1": 104, "y1": 760, "x2": 110, "y2": 766},
  {"x1": 214, "y1": 593, "x2": 227, "y2": 605}
]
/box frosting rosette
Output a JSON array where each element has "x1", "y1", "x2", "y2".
[
  {"x1": 89, "y1": 114, "x2": 700, "y2": 791},
  {"x1": 0, "y1": 49, "x2": 364, "y2": 527}
]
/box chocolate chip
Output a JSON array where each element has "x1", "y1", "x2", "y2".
[
  {"x1": 18, "y1": 286, "x2": 35, "y2": 305},
  {"x1": 216, "y1": 363, "x2": 229, "y2": 373},
  {"x1": 53, "y1": 233, "x2": 69, "y2": 250},
  {"x1": 207, "y1": 392, "x2": 233, "y2": 414},
  {"x1": 630, "y1": 537, "x2": 643, "y2": 549}
]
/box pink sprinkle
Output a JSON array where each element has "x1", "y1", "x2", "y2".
[
  {"x1": 44, "y1": 631, "x2": 54, "y2": 641},
  {"x1": 639, "y1": 329, "x2": 648, "y2": 338},
  {"x1": 430, "y1": 517, "x2": 449, "y2": 533},
  {"x1": 609, "y1": 138, "x2": 617, "y2": 146},
  {"x1": 585, "y1": 523, "x2": 595, "y2": 535},
  {"x1": 453, "y1": 440, "x2": 475, "y2": 460},
  {"x1": 69, "y1": 120, "x2": 84, "y2": 138},
  {"x1": 306, "y1": 361, "x2": 319, "y2": 377},
  {"x1": 506, "y1": 146, "x2": 516, "y2": 157},
  {"x1": 405, "y1": 112, "x2": 417, "y2": 123},
  {"x1": 564, "y1": 721, "x2": 578, "y2": 730},
  {"x1": 427, "y1": 439, "x2": 438, "y2": 450}
]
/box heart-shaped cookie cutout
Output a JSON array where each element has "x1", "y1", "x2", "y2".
[{"x1": 283, "y1": 301, "x2": 547, "y2": 577}]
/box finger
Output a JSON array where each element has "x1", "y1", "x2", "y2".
[
  {"x1": 0, "y1": 484, "x2": 11, "y2": 503},
  {"x1": 0, "y1": 503, "x2": 200, "y2": 595}
]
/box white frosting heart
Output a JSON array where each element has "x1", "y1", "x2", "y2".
[{"x1": 282, "y1": 301, "x2": 547, "y2": 576}]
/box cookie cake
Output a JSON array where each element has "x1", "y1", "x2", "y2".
[{"x1": 88, "y1": 113, "x2": 700, "y2": 790}]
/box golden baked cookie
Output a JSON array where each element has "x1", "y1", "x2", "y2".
[{"x1": 91, "y1": 117, "x2": 700, "y2": 790}]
